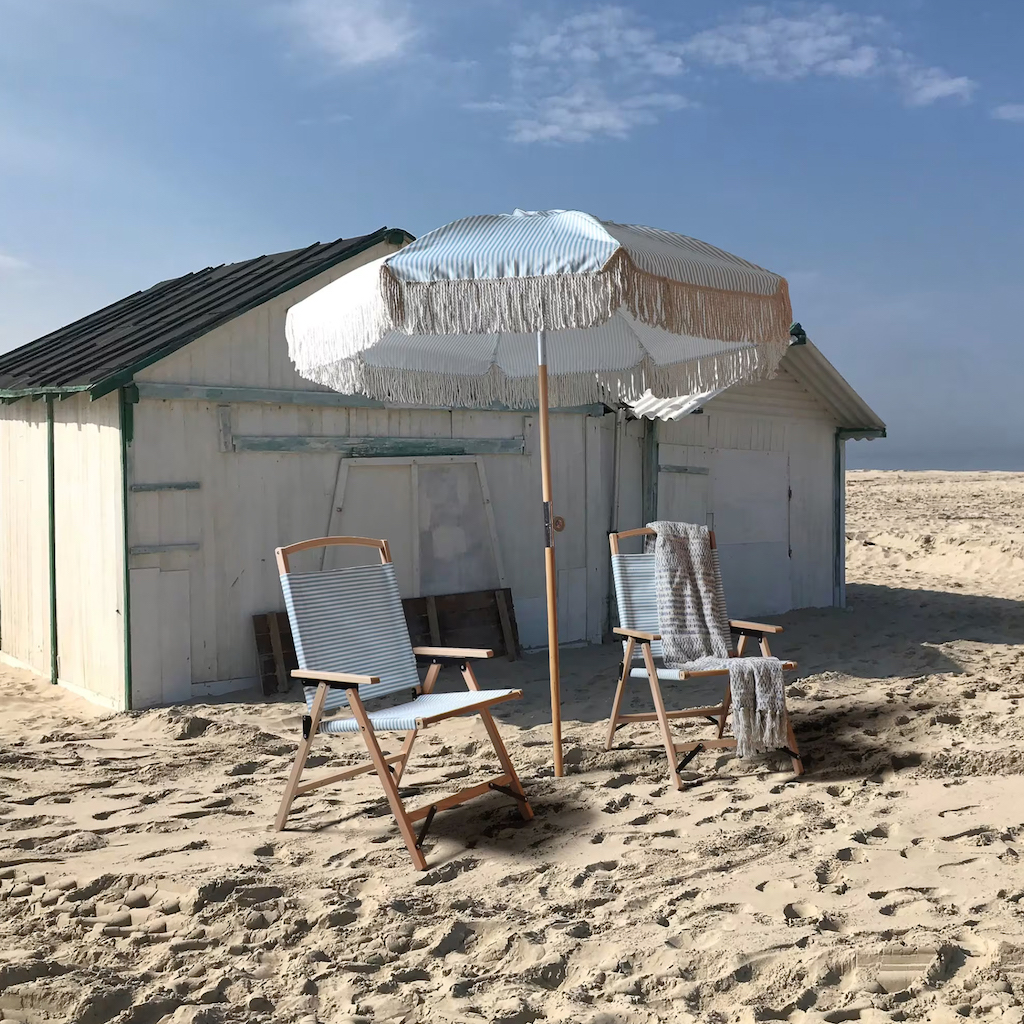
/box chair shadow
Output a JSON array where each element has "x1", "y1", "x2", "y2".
[{"x1": 470, "y1": 581, "x2": 1024, "y2": 783}]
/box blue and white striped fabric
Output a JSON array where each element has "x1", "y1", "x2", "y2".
[
  {"x1": 612, "y1": 548, "x2": 731, "y2": 670},
  {"x1": 286, "y1": 209, "x2": 792, "y2": 412},
  {"x1": 318, "y1": 690, "x2": 519, "y2": 733},
  {"x1": 280, "y1": 562, "x2": 420, "y2": 713}
]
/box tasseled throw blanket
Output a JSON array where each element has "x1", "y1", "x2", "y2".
[{"x1": 647, "y1": 521, "x2": 788, "y2": 758}]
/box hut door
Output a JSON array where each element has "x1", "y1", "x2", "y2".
[
  {"x1": 129, "y1": 568, "x2": 191, "y2": 708},
  {"x1": 708, "y1": 449, "x2": 791, "y2": 617}
]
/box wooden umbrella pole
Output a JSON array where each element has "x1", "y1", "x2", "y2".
[{"x1": 537, "y1": 330, "x2": 563, "y2": 777}]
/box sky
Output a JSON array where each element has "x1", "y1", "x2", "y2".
[{"x1": 1, "y1": 0, "x2": 1021, "y2": 470}]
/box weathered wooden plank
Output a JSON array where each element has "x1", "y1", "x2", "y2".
[
  {"x1": 130, "y1": 481, "x2": 201, "y2": 492},
  {"x1": 267, "y1": 613, "x2": 289, "y2": 695},
  {"x1": 231, "y1": 435, "x2": 525, "y2": 456},
  {"x1": 425, "y1": 596, "x2": 441, "y2": 646},
  {"x1": 129, "y1": 542, "x2": 200, "y2": 555},
  {"x1": 135, "y1": 382, "x2": 607, "y2": 417}
]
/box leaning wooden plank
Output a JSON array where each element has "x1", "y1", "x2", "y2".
[
  {"x1": 494, "y1": 589, "x2": 517, "y2": 662},
  {"x1": 268, "y1": 614, "x2": 289, "y2": 694}
]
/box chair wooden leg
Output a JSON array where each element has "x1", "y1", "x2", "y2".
[
  {"x1": 786, "y1": 715, "x2": 804, "y2": 777},
  {"x1": 736, "y1": 634, "x2": 748, "y2": 657},
  {"x1": 393, "y1": 728, "x2": 418, "y2": 784},
  {"x1": 641, "y1": 642, "x2": 683, "y2": 791},
  {"x1": 459, "y1": 664, "x2": 532, "y2": 821},
  {"x1": 605, "y1": 637, "x2": 634, "y2": 751},
  {"x1": 760, "y1": 636, "x2": 773, "y2": 657},
  {"x1": 421, "y1": 662, "x2": 441, "y2": 695},
  {"x1": 349, "y1": 692, "x2": 427, "y2": 871},
  {"x1": 717, "y1": 681, "x2": 731, "y2": 739},
  {"x1": 275, "y1": 683, "x2": 328, "y2": 831}
]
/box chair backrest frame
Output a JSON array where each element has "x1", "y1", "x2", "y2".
[
  {"x1": 276, "y1": 536, "x2": 392, "y2": 574},
  {"x1": 277, "y1": 536, "x2": 418, "y2": 713},
  {"x1": 609, "y1": 524, "x2": 728, "y2": 661}
]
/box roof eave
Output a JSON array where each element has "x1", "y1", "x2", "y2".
[{"x1": 782, "y1": 339, "x2": 886, "y2": 436}]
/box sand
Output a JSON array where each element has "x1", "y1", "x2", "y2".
[{"x1": 2, "y1": 470, "x2": 1024, "y2": 1024}]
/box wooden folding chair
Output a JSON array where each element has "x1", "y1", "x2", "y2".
[
  {"x1": 607, "y1": 526, "x2": 803, "y2": 789},
  {"x1": 274, "y1": 536, "x2": 532, "y2": 870}
]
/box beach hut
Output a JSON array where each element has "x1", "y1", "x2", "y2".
[{"x1": 0, "y1": 232, "x2": 884, "y2": 711}]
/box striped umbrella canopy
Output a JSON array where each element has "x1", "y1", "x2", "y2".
[{"x1": 285, "y1": 209, "x2": 793, "y2": 775}]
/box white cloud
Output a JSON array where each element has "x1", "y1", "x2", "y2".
[
  {"x1": 0, "y1": 253, "x2": 29, "y2": 274},
  {"x1": 481, "y1": 6, "x2": 691, "y2": 144},
  {"x1": 992, "y1": 103, "x2": 1024, "y2": 122},
  {"x1": 283, "y1": 0, "x2": 415, "y2": 68},
  {"x1": 682, "y1": 6, "x2": 975, "y2": 107},
  {"x1": 476, "y1": 4, "x2": 976, "y2": 144}
]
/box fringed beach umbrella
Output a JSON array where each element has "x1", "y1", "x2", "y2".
[{"x1": 285, "y1": 209, "x2": 793, "y2": 775}]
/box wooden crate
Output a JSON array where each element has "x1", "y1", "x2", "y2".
[
  {"x1": 402, "y1": 588, "x2": 521, "y2": 662},
  {"x1": 252, "y1": 611, "x2": 298, "y2": 696}
]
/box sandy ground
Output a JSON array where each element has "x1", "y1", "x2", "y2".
[{"x1": 2, "y1": 470, "x2": 1024, "y2": 1023}]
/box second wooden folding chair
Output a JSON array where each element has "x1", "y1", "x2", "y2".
[{"x1": 607, "y1": 526, "x2": 803, "y2": 789}]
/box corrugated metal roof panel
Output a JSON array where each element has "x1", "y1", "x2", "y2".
[
  {"x1": 0, "y1": 227, "x2": 412, "y2": 396},
  {"x1": 630, "y1": 339, "x2": 885, "y2": 435}
]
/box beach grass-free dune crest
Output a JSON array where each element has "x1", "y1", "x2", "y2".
[{"x1": 2, "y1": 470, "x2": 1023, "y2": 1023}]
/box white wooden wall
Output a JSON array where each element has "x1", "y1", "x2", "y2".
[
  {"x1": 53, "y1": 394, "x2": 126, "y2": 708},
  {"x1": 657, "y1": 366, "x2": 838, "y2": 615},
  {"x1": 0, "y1": 400, "x2": 51, "y2": 676},
  {"x1": 124, "y1": 247, "x2": 842, "y2": 701}
]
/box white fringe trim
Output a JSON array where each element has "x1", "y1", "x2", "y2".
[
  {"x1": 288, "y1": 251, "x2": 792, "y2": 386},
  {"x1": 297, "y1": 339, "x2": 789, "y2": 410}
]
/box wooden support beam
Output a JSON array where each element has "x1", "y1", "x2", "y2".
[
  {"x1": 130, "y1": 481, "x2": 201, "y2": 492},
  {"x1": 231, "y1": 435, "x2": 526, "y2": 456},
  {"x1": 129, "y1": 542, "x2": 200, "y2": 555},
  {"x1": 134, "y1": 381, "x2": 609, "y2": 417}
]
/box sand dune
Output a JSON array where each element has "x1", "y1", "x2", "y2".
[{"x1": 2, "y1": 471, "x2": 1023, "y2": 1023}]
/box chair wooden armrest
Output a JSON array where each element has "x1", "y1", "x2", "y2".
[
  {"x1": 413, "y1": 646, "x2": 495, "y2": 661},
  {"x1": 729, "y1": 619, "x2": 784, "y2": 636},
  {"x1": 292, "y1": 668, "x2": 380, "y2": 687},
  {"x1": 613, "y1": 627, "x2": 661, "y2": 642}
]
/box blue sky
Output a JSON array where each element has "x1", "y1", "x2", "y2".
[{"x1": 1, "y1": 0, "x2": 1021, "y2": 468}]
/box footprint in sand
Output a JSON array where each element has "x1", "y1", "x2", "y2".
[
  {"x1": 937, "y1": 805, "x2": 979, "y2": 817},
  {"x1": 415, "y1": 857, "x2": 478, "y2": 886},
  {"x1": 571, "y1": 860, "x2": 618, "y2": 888},
  {"x1": 602, "y1": 794, "x2": 633, "y2": 813}
]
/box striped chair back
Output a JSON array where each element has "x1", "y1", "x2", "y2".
[
  {"x1": 611, "y1": 530, "x2": 729, "y2": 662},
  {"x1": 280, "y1": 561, "x2": 421, "y2": 713}
]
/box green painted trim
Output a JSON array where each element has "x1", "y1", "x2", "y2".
[
  {"x1": 134, "y1": 381, "x2": 608, "y2": 416},
  {"x1": 657, "y1": 464, "x2": 709, "y2": 475},
  {"x1": 137, "y1": 382, "x2": 385, "y2": 409},
  {"x1": 130, "y1": 481, "x2": 201, "y2": 492},
  {"x1": 118, "y1": 389, "x2": 133, "y2": 711},
  {"x1": 231, "y1": 435, "x2": 526, "y2": 456},
  {"x1": 46, "y1": 398, "x2": 58, "y2": 685},
  {"x1": 837, "y1": 428, "x2": 886, "y2": 441},
  {"x1": 0, "y1": 386, "x2": 90, "y2": 400},
  {"x1": 129, "y1": 542, "x2": 200, "y2": 555},
  {"x1": 641, "y1": 418, "x2": 658, "y2": 524},
  {"x1": 833, "y1": 429, "x2": 846, "y2": 608}
]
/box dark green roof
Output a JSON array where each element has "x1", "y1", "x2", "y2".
[{"x1": 0, "y1": 227, "x2": 411, "y2": 399}]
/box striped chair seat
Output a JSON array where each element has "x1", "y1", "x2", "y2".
[{"x1": 319, "y1": 689, "x2": 520, "y2": 734}]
